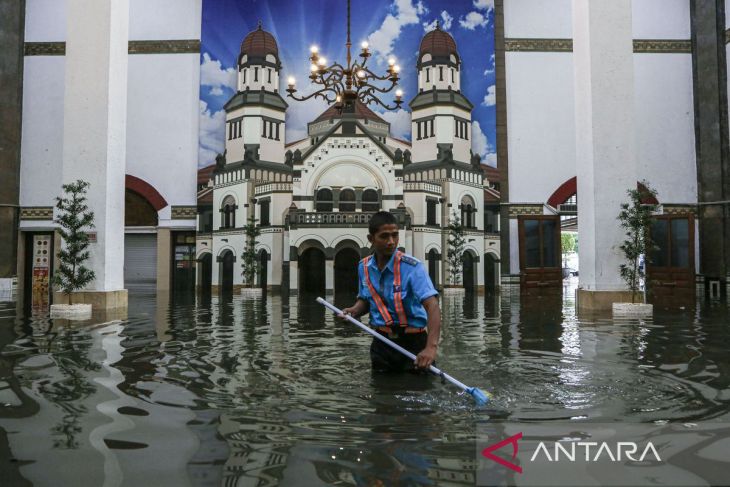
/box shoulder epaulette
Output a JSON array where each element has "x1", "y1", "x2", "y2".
[{"x1": 400, "y1": 254, "x2": 419, "y2": 266}]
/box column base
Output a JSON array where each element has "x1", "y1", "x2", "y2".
[
  {"x1": 54, "y1": 290, "x2": 128, "y2": 311},
  {"x1": 576, "y1": 289, "x2": 637, "y2": 312}
]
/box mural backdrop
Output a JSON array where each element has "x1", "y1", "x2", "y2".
[{"x1": 198, "y1": 0, "x2": 496, "y2": 168}]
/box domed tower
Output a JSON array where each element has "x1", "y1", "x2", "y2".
[
  {"x1": 417, "y1": 22, "x2": 461, "y2": 92},
  {"x1": 409, "y1": 23, "x2": 474, "y2": 165},
  {"x1": 238, "y1": 21, "x2": 281, "y2": 92},
  {"x1": 223, "y1": 22, "x2": 287, "y2": 164}
]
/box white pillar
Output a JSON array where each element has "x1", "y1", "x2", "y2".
[
  {"x1": 325, "y1": 259, "x2": 334, "y2": 294},
  {"x1": 62, "y1": 0, "x2": 129, "y2": 298},
  {"x1": 573, "y1": 0, "x2": 636, "y2": 303},
  {"x1": 289, "y1": 260, "x2": 298, "y2": 292}
]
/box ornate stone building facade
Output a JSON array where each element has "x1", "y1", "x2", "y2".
[{"x1": 196, "y1": 25, "x2": 501, "y2": 295}]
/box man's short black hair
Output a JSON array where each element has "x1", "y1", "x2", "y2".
[{"x1": 369, "y1": 211, "x2": 398, "y2": 235}]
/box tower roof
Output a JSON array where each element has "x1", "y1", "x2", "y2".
[
  {"x1": 419, "y1": 24, "x2": 460, "y2": 63},
  {"x1": 313, "y1": 100, "x2": 386, "y2": 124},
  {"x1": 240, "y1": 22, "x2": 279, "y2": 60}
]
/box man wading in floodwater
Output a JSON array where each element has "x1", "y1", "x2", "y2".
[{"x1": 339, "y1": 211, "x2": 442, "y2": 372}]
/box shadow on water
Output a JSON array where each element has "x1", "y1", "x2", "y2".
[{"x1": 0, "y1": 289, "x2": 729, "y2": 485}]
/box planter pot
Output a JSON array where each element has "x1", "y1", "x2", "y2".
[
  {"x1": 442, "y1": 287, "x2": 465, "y2": 296},
  {"x1": 612, "y1": 302, "x2": 653, "y2": 318},
  {"x1": 50, "y1": 303, "x2": 92, "y2": 320},
  {"x1": 241, "y1": 287, "x2": 263, "y2": 299}
]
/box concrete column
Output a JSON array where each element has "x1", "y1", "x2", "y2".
[
  {"x1": 573, "y1": 0, "x2": 637, "y2": 309},
  {"x1": 0, "y1": 0, "x2": 24, "y2": 283},
  {"x1": 289, "y1": 260, "x2": 298, "y2": 292},
  {"x1": 325, "y1": 258, "x2": 334, "y2": 294},
  {"x1": 692, "y1": 0, "x2": 730, "y2": 290},
  {"x1": 61, "y1": 0, "x2": 129, "y2": 308},
  {"x1": 156, "y1": 229, "x2": 171, "y2": 291}
]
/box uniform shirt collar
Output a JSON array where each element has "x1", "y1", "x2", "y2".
[{"x1": 369, "y1": 251, "x2": 397, "y2": 273}]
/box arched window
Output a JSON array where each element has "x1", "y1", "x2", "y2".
[
  {"x1": 221, "y1": 195, "x2": 236, "y2": 229},
  {"x1": 362, "y1": 189, "x2": 379, "y2": 212},
  {"x1": 339, "y1": 188, "x2": 356, "y2": 212},
  {"x1": 461, "y1": 195, "x2": 476, "y2": 229},
  {"x1": 316, "y1": 188, "x2": 333, "y2": 212}
]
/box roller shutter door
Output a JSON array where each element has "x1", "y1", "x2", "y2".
[{"x1": 124, "y1": 234, "x2": 157, "y2": 291}]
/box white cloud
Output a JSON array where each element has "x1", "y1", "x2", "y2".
[
  {"x1": 368, "y1": 0, "x2": 427, "y2": 61},
  {"x1": 471, "y1": 120, "x2": 489, "y2": 157},
  {"x1": 284, "y1": 94, "x2": 329, "y2": 144},
  {"x1": 200, "y1": 52, "x2": 236, "y2": 93},
  {"x1": 473, "y1": 0, "x2": 494, "y2": 10},
  {"x1": 198, "y1": 100, "x2": 226, "y2": 167},
  {"x1": 484, "y1": 53, "x2": 495, "y2": 75},
  {"x1": 484, "y1": 152, "x2": 497, "y2": 166},
  {"x1": 423, "y1": 10, "x2": 453, "y2": 32},
  {"x1": 482, "y1": 85, "x2": 496, "y2": 106},
  {"x1": 459, "y1": 11, "x2": 488, "y2": 30},
  {"x1": 378, "y1": 109, "x2": 412, "y2": 140}
]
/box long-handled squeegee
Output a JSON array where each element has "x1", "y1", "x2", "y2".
[{"x1": 318, "y1": 297, "x2": 490, "y2": 406}]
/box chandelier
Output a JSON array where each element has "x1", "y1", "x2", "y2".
[{"x1": 285, "y1": 0, "x2": 403, "y2": 111}]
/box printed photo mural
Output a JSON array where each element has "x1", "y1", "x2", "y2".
[{"x1": 198, "y1": 0, "x2": 496, "y2": 168}]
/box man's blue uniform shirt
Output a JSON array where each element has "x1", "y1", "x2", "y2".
[{"x1": 357, "y1": 251, "x2": 439, "y2": 328}]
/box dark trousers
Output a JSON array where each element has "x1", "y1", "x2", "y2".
[{"x1": 370, "y1": 331, "x2": 429, "y2": 373}]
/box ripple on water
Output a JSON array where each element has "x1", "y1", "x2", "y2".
[{"x1": 1, "y1": 293, "x2": 729, "y2": 485}]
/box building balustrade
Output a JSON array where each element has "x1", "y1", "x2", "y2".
[
  {"x1": 404, "y1": 181, "x2": 442, "y2": 194},
  {"x1": 255, "y1": 182, "x2": 293, "y2": 195},
  {"x1": 287, "y1": 211, "x2": 409, "y2": 227}
]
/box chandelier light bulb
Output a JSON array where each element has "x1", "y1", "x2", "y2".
[
  {"x1": 394, "y1": 65, "x2": 401, "y2": 73},
  {"x1": 395, "y1": 89, "x2": 403, "y2": 97},
  {"x1": 318, "y1": 57, "x2": 327, "y2": 66},
  {"x1": 388, "y1": 57, "x2": 396, "y2": 66},
  {"x1": 358, "y1": 70, "x2": 366, "y2": 78},
  {"x1": 336, "y1": 95, "x2": 342, "y2": 103},
  {"x1": 310, "y1": 45, "x2": 319, "y2": 53},
  {"x1": 361, "y1": 41, "x2": 369, "y2": 49},
  {"x1": 310, "y1": 64, "x2": 318, "y2": 72},
  {"x1": 287, "y1": 76, "x2": 296, "y2": 86}
]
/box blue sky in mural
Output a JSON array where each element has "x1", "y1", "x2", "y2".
[{"x1": 198, "y1": 0, "x2": 496, "y2": 167}]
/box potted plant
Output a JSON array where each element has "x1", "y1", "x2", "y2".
[
  {"x1": 613, "y1": 181, "x2": 657, "y2": 317},
  {"x1": 50, "y1": 180, "x2": 95, "y2": 319},
  {"x1": 241, "y1": 213, "x2": 262, "y2": 298},
  {"x1": 561, "y1": 233, "x2": 576, "y2": 278},
  {"x1": 444, "y1": 211, "x2": 466, "y2": 295}
]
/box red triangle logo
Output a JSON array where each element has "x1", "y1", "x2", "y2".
[{"x1": 481, "y1": 432, "x2": 523, "y2": 473}]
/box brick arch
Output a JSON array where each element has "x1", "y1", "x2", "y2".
[
  {"x1": 547, "y1": 177, "x2": 659, "y2": 207},
  {"x1": 125, "y1": 175, "x2": 168, "y2": 211}
]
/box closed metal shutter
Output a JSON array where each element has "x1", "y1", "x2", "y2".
[{"x1": 124, "y1": 234, "x2": 157, "y2": 291}]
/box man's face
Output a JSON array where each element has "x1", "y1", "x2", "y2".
[{"x1": 368, "y1": 223, "x2": 399, "y2": 257}]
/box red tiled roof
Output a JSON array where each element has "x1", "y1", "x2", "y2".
[
  {"x1": 481, "y1": 164, "x2": 500, "y2": 182},
  {"x1": 197, "y1": 187, "x2": 213, "y2": 205},
  {"x1": 198, "y1": 164, "x2": 215, "y2": 185},
  {"x1": 313, "y1": 100, "x2": 386, "y2": 124},
  {"x1": 419, "y1": 26, "x2": 458, "y2": 59},
  {"x1": 240, "y1": 24, "x2": 278, "y2": 57},
  {"x1": 484, "y1": 187, "x2": 500, "y2": 203}
]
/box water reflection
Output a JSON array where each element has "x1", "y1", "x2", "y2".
[{"x1": 0, "y1": 290, "x2": 729, "y2": 485}]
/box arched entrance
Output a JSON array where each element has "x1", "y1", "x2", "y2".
[
  {"x1": 257, "y1": 249, "x2": 268, "y2": 289},
  {"x1": 299, "y1": 247, "x2": 326, "y2": 295},
  {"x1": 427, "y1": 248, "x2": 439, "y2": 288},
  {"x1": 334, "y1": 247, "x2": 360, "y2": 295},
  {"x1": 462, "y1": 251, "x2": 475, "y2": 291},
  {"x1": 199, "y1": 253, "x2": 212, "y2": 290},
  {"x1": 484, "y1": 253, "x2": 498, "y2": 294},
  {"x1": 219, "y1": 250, "x2": 234, "y2": 294}
]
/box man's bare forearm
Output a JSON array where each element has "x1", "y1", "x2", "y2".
[
  {"x1": 348, "y1": 298, "x2": 370, "y2": 318},
  {"x1": 423, "y1": 296, "x2": 441, "y2": 348}
]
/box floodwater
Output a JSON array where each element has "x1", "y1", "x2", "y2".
[{"x1": 1, "y1": 285, "x2": 729, "y2": 486}]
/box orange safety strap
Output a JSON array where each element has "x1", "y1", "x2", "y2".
[
  {"x1": 363, "y1": 256, "x2": 393, "y2": 326},
  {"x1": 393, "y1": 251, "x2": 409, "y2": 327},
  {"x1": 362, "y1": 252, "x2": 408, "y2": 327}
]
